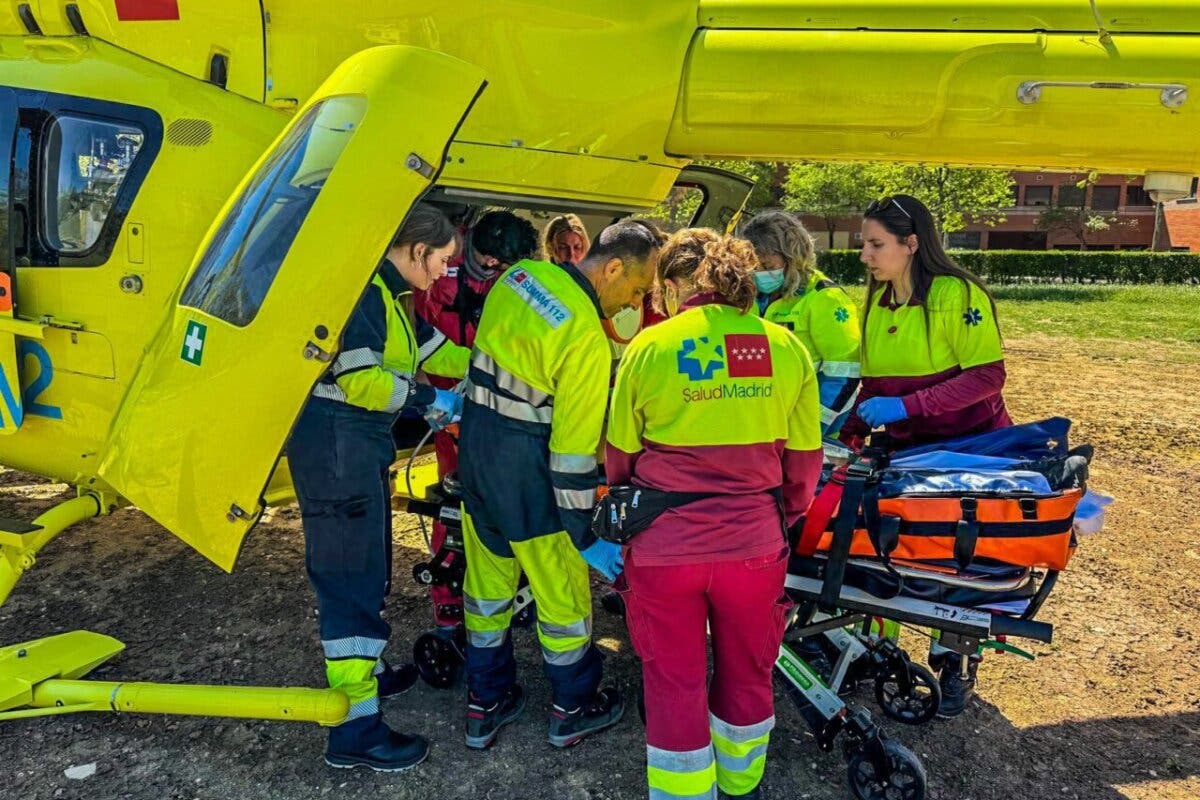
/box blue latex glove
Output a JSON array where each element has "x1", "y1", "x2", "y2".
[
  {"x1": 579, "y1": 540, "x2": 625, "y2": 581},
  {"x1": 425, "y1": 388, "x2": 463, "y2": 431},
  {"x1": 857, "y1": 396, "x2": 909, "y2": 428}
]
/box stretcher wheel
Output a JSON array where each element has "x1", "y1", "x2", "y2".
[
  {"x1": 847, "y1": 739, "x2": 927, "y2": 800},
  {"x1": 413, "y1": 629, "x2": 464, "y2": 689},
  {"x1": 874, "y1": 663, "x2": 940, "y2": 726}
]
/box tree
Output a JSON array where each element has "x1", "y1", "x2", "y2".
[
  {"x1": 1034, "y1": 172, "x2": 1137, "y2": 250},
  {"x1": 869, "y1": 164, "x2": 1014, "y2": 242},
  {"x1": 782, "y1": 163, "x2": 877, "y2": 247},
  {"x1": 644, "y1": 160, "x2": 778, "y2": 231}
]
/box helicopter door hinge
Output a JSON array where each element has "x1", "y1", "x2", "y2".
[
  {"x1": 226, "y1": 504, "x2": 251, "y2": 523},
  {"x1": 37, "y1": 315, "x2": 85, "y2": 331},
  {"x1": 303, "y1": 341, "x2": 335, "y2": 363}
]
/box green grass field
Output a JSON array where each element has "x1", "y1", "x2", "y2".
[{"x1": 992, "y1": 284, "x2": 1200, "y2": 344}]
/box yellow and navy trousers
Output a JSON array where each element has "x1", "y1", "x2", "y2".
[
  {"x1": 288, "y1": 397, "x2": 397, "y2": 726},
  {"x1": 456, "y1": 395, "x2": 602, "y2": 710}
]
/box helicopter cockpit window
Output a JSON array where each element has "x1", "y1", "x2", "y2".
[
  {"x1": 180, "y1": 95, "x2": 367, "y2": 327},
  {"x1": 41, "y1": 116, "x2": 145, "y2": 254}
]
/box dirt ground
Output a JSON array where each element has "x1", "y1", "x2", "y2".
[{"x1": 2, "y1": 333, "x2": 1199, "y2": 800}]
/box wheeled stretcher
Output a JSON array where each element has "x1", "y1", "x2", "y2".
[{"x1": 770, "y1": 418, "x2": 1098, "y2": 800}]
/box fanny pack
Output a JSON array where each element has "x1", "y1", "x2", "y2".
[{"x1": 590, "y1": 486, "x2": 720, "y2": 545}]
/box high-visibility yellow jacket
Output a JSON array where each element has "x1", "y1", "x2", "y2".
[
  {"x1": 762, "y1": 269, "x2": 861, "y2": 433},
  {"x1": 460, "y1": 258, "x2": 611, "y2": 546},
  {"x1": 312, "y1": 261, "x2": 469, "y2": 413}
]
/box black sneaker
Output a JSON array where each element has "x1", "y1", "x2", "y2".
[
  {"x1": 936, "y1": 654, "x2": 980, "y2": 718},
  {"x1": 721, "y1": 785, "x2": 764, "y2": 799},
  {"x1": 464, "y1": 685, "x2": 526, "y2": 749},
  {"x1": 548, "y1": 687, "x2": 625, "y2": 748},
  {"x1": 325, "y1": 716, "x2": 429, "y2": 772},
  {"x1": 377, "y1": 660, "x2": 420, "y2": 699}
]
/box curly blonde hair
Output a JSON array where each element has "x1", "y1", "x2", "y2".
[
  {"x1": 541, "y1": 214, "x2": 591, "y2": 263},
  {"x1": 739, "y1": 210, "x2": 816, "y2": 300},
  {"x1": 652, "y1": 228, "x2": 759, "y2": 314}
]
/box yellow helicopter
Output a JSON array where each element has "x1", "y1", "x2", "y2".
[{"x1": 0, "y1": 0, "x2": 1197, "y2": 729}]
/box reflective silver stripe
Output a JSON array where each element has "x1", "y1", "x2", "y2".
[
  {"x1": 471, "y1": 351, "x2": 552, "y2": 405},
  {"x1": 819, "y1": 359, "x2": 861, "y2": 378},
  {"x1": 464, "y1": 594, "x2": 514, "y2": 618},
  {"x1": 468, "y1": 381, "x2": 553, "y2": 425},
  {"x1": 467, "y1": 629, "x2": 508, "y2": 648},
  {"x1": 550, "y1": 453, "x2": 596, "y2": 475},
  {"x1": 418, "y1": 328, "x2": 447, "y2": 363},
  {"x1": 344, "y1": 695, "x2": 380, "y2": 722},
  {"x1": 331, "y1": 347, "x2": 383, "y2": 377},
  {"x1": 647, "y1": 744, "x2": 715, "y2": 773},
  {"x1": 323, "y1": 636, "x2": 387, "y2": 660},
  {"x1": 554, "y1": 486, "x2": 594, "y2": 511},
  {"x1": 385, "y1": 372, "x2": 415, "y2": 413},
  {"x1": 709, "y1": 713, "x2": 775, "y2": 743},
  {"x1": 649, "y1": 788, "x2": 717, "y2": 800},
  {"x1": 820, "y1": 405, "x2": 839, "y2": 426},
  {"x1": 312, "y1": 383, "x2": 347, "y2": 403},
  {"x1": 713, "y1": 742, "x2": 769, "y2": 774},
  {"x1": 538, "y1": 617, "x2": 591, "y2": 640},
  {"x1": 372, "y1": 659, "x2": 385, "y2": 676},
  {"x1": 541, "y1": 641, "x2": 589, "y2": 666}
]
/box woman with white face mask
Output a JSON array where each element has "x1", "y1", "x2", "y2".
[{"x1": 742, "y1": 211, "x2": 861, "y2": 436}]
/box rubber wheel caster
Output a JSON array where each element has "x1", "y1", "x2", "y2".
[
  {"x1": 874, "y1": 662, "x2": 940, "y2": 726},
  {"x1": 413, "y1": 629, "x2": 464, "y2": 689},
  {"x1": 847, "y1": 738, "x2": 927, "y2": 800}
]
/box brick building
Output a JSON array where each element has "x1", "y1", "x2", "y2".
[{"x1": 795, "y1": 171, "x2": 1200, "y2": 252}]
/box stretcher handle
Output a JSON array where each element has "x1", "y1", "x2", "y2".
[{"x1": 988, "y1": 614, "x2": 1052, "y2": 643}]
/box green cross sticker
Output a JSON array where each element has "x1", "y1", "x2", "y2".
[{"x1": 181, "y1": 320, "x2": 207, "y2": 366}]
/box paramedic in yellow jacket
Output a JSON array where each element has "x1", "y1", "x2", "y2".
[
  {"x1": 288, "y1": 204, "x2": 470, "y2": 771},
  {"x1": 842, "y1": 193, "x2": 1012, "y2": 719},
  {"x1": 608, "y1": 229, "x2": 823, "y2": 800},
  {"x1": 456, "y1": 220, "x2": 660, "y2": 749},
  {"x1": 741, "y1": 210, "x2": 861, "y2": 435}
]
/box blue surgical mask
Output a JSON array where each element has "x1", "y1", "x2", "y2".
[{"x1": 754, "y1": 269, "x2": 785, "y2": 295}]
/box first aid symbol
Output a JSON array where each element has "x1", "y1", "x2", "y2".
[{"x1": 181, "y1": 320, "x2": 207, "y2": 366}]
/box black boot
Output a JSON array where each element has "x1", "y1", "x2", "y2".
[
  {"x1": 722, "y1": 785, "x2": 764, "y2": 799},
  {"x1": 376, "y1": 659, "x2": 419, "y2": 698},
  {"x1": 464, "y1": 685, "x2": 526, "y2": 749},
  {"x1": 325, "y1": 714, "x2": 429, "y2": 771},
  {"x1": 936, "y1": 653, "x2": 980, "y2": 718},
  {"x1": 548, "y1": 686, "x2": 625, "y2": 747}
]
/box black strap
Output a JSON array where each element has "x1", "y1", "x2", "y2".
[
  {"x1": 860, "y1": 480, "x2": 904, "y2": 598},
  {"x1": 954, "y1": 497, "x2": 980, "y2": 570},
  {"x1": 818, "y1": 463, "x2": 870, "y2": 612}
]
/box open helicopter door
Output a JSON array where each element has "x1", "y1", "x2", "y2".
[
  {"x1": 606, "y1": 164, "x2": 755, "y2": 347},
  {"x1": 0, "y1": 88, "x2": 23, "y2": 433},
  {"x1": 97, "y1": 47, "x2": 486, "y2": 571}
]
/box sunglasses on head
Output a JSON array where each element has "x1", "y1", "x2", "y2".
[{"x1": 866, "y1": 197, "x2": 913, "y2": 220}]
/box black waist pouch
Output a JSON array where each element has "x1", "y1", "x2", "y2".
[{"x1": 590, "y1": 485, "x2": 719, "y2": 545}]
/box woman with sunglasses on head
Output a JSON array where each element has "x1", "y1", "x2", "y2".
[{"x1": 841, "y1": 193, "x2": 1012, "y2": 718}]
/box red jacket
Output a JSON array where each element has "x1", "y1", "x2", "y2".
[{"x1": 413, "y1": 267, "x2": 499, "y2": 389}]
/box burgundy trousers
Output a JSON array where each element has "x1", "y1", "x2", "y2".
[{"x1": 621, "y1": 546, "x2": 792, "y2": 752}]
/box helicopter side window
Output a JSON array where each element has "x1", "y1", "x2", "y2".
[
  {"x1": 41, "y1": 115, "x2": 145, "y2": 254},
  {"x1": 180, "y1": 95, "x2": 366, "y2": 327}
]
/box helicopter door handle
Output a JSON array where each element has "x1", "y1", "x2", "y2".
[
  {"x1": 1017, "y1": 80, "x2": 1187, "y2": 109},
  {"x1": 303, "y1": 342, "x2": 335, "y2": 362}
]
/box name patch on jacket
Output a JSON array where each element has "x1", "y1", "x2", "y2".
[{"x1": 504, "y1": 269, "x2": 571, "y2": 328}]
